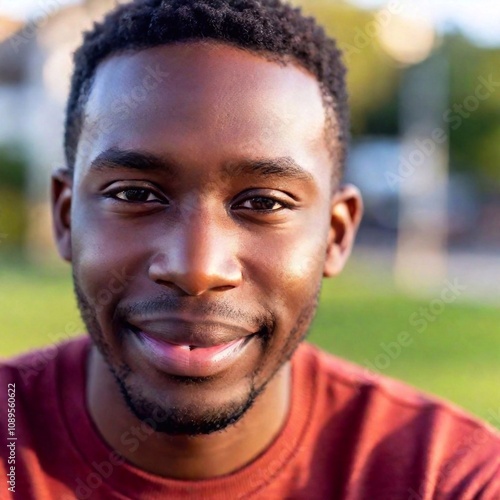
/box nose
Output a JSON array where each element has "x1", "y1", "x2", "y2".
[{"x1": 148, "y1": 206, "x2": 243, "y2": 296}]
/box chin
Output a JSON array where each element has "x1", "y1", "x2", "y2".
[{"x1": 112, "y1": 368, "x2": 263, "y2": 435}]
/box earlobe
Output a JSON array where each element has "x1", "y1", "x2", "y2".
[
  {"x1": 51, "y1": 168, "x2": 73, "y2": 262},
  {"x1": 323, "y1": 184, "x2": 363, "y2": 278}
]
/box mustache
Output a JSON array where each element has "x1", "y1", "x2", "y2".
[{"x1": 114, "y1": 293, "x2": 274, "y2": 331}]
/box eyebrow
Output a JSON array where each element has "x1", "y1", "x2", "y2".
[
  {"x1": 90, "y1": 148, "x2": 174, "y2": 174},
  {"x1": 89, "y1": 147, "x2": 315, "y2": 183},
  {"x1": 222, "y1": 157, "x2": 314, "y2": 183}
]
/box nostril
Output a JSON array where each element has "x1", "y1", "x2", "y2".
[
  {"x1": 148, "y1": 249, "x2": 242, "y2": 296},
  {"x1": 214, "y1": 285, "x2": 235, "y2": 292}
]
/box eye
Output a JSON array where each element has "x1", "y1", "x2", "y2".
[
  {"x1": 237, "y1": 196, "x2": 286, "y2": 211},
  {"x1": 112, "y1": 188, "x2": 162, "y2": 203}
]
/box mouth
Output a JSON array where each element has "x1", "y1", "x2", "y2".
[{"x1": 127, "y1": 322, "x2": 260, "y2": 378}]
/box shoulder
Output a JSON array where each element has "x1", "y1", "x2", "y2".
[
  {"x1": 295, "y1": 343, "x2": 500, "y2": 498},
  {"x1": 0, "y1": 337, "x2": 90, "y2": 441},
  {"x1": 0, "y1": 335, "x2": 90, "y2": 389},
  {"x1": 0, "y1": 336, "x2": 90, "y2": 427},
  {"x1": 297, "y1": 341, "x2": 499, "y2": 429},
  {"x1": 0, "y1": 336, "x2": 91, "y2": 498}
]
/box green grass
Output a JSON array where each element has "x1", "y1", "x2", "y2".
[{"x1": 1, "y1": 258, "x2": 499, "y2": 428}]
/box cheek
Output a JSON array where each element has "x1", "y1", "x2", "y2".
[
  {"x1": 245, "y1": 228, "x2": 326, "y2": 379},
  {"x1": 71, "y1": 209, "x2": 147, "y2": 310},
  {"x1": 244, "y1": 224, "x2": 328, "y2": 312}
]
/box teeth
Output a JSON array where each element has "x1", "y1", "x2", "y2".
[{"x1": 178, "y1": 345, "x2": 197, "y2": 351}]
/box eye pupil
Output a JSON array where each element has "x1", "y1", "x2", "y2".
[
  {"x1": 124, "y1": 189, "x2": 149, "y2": 201},
  {"x1": 251, "y1": 197, "x2": 277, "y2": 210}
]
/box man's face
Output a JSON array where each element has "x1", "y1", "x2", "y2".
[{"x1": 53, "y1": 42, "x2": 360, "y2": 435}]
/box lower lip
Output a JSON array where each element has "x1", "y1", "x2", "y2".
[{"x1": 133, "y1": 331, "x2": 253, "y2": 377}]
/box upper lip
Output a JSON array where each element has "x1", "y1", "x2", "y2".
[{"x1": 127, "y1": 317, "x2": 258, "y2": 348}]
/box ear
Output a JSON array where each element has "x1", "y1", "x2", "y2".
[
  {"x1": 51, "y1": 168, "x2": 73, "y2": 262},
  {"x1": 323, "y1": 184, "x2": 363, "y2": 278}
]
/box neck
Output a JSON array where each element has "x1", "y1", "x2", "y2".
[{"x1": 86, "y1": 345, "x2": 292, "y2": 479}]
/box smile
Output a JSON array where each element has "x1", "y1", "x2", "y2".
[{"x1": 131, "y1": 328, "x2": 256, "y2": 378}]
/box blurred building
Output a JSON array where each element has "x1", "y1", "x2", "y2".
[
  {"x1": 0, "y1": 16, "x2": 24, "y2": 145},
  {"x1": 347, "y1": 138, "x2": 478, "y2": 236},
  {"x1": 0, "y1": 0, "x2": 129, "y2": 261}
]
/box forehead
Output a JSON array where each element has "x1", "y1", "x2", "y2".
[{"x1": 76, "y1": 42, "x2": 333, "y2": 181}]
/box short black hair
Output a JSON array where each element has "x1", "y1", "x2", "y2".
[{"x1": 65, "y1": 0, "x2": 349, "y2": 177}]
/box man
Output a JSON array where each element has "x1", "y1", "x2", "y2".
[{"x1": 1, "y1": 0, "x2": 499, "y2": 498}]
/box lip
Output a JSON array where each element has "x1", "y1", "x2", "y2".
[
  {"x1": 132, "y1": 329, "x2": 255, "y2": 377},
  {"x1": 127, "y1": 317, "x2": 256, "y2": 348},
  {"x1": 126, "y1": 317, "x2": 258, "y2": 377}
]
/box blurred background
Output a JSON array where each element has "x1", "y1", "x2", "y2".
[{"x1": 0, "y1": 0, "x2": 498, "y2": 427}]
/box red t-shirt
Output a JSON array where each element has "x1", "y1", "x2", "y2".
[{"x1": 1, "y1": 336, "x2": 499, "y2": 499}]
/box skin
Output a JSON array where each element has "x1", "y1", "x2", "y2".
[{"x1": 52, "y1": 42, "x2": 362, "y2": 479}]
